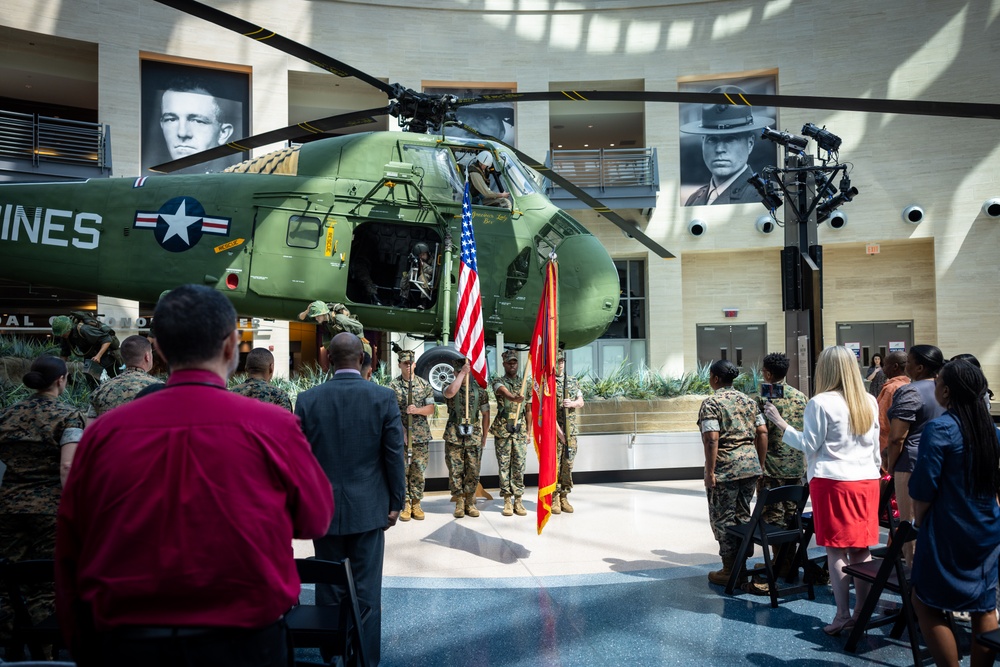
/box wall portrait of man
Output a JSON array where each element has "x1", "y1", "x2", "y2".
[
  {"x1": 141, "y1": 58, "x2": 251, "y2": 174},
  {"x1": 423, "y1": 83, "x2": 516, "y2": 146},
  {"x1": 678, "y1": 73, "x2": 778, "y2": 207}
]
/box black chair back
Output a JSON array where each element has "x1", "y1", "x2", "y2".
[{"x1": 287, "y1": 557, "x2": 369, "y2": 667}]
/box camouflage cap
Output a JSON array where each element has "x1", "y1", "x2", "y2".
[
  {"x1": 305, "y1": 300, "x2": 329, "y2": 318},
  {"x1": 331, "y1": 303, "x2": 347, "y2": 314},
  {"x1": 502, "y1": 349, "x2": 519, "y2": 363},
  {"x1": 397, "y1": 349, "x2": 415, "y2": 363},
  {"x1": 450, "y1": 357, "x2": 467, "y2": 370},
  {"x1": 51, "y1": 315, "x2": 73, "y2": 337},
  {"x1": 557, "y1": 350, "x2": 566, "y2": 362}
]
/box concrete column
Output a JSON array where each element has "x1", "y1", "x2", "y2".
[{"x1": 254, "y1": 319, "x2": 291, "y2": 379}]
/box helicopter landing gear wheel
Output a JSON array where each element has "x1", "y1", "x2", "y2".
[{"x1": 414, "y1": 345, "x2": 464, "y2": 402}]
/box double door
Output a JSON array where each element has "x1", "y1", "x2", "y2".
[
  {"x1": 696, "y1": 324, "x2": 767, "y2": 370},
  {"x1": 835, "y1": 320, "x2": 914, "y2": 369}
]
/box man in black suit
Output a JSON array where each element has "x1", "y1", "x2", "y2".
[{"x1": 295, "y1": 333, "x2": 406, "y2": 666}]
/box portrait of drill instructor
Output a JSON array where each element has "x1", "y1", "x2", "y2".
[
  {"x1": 231, "y1": 347, "x2": 293, "y2": 412},
  {"x1": 443, "y1": 358, "x2": 491, "y2": 519},
  {"x1": 552, "y1": 351, "x2": 585, "y2": 515},
  {"x1": 698, "y1": 359, "x2": 767, "y2": 587},
  {"x1": 51, "y1": 313, "x2": 123, "y2": 383},
  {"x1": 491, "y1": 350, "x2": 531, "y2": 517},
  {"x1": 86, "y1": 335, "x2": 163, "y2": 419},
  {"x1": 680, "y1": 85, "x2": 774, "y2": 206},
  {"x1": 755, "y1": 352, "x2": 808, "y2": 579},
  {"x1": 388, "y1": 349, "x2": 436, "y2": 521}
]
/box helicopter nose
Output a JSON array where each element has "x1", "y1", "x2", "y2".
[{"x1": 554, "y1": 234, "x2": 621, "y2": 348}]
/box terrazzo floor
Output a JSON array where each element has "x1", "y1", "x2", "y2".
[{"x1": 294, "y1": 480, "x2": 943, "y2": 666}]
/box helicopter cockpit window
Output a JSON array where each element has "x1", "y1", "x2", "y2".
[
  {"x1": 401, "y1": 144, "x2": 463, "y2": 202},
  {"x1": 534, "y1": 224, "x2": 562, "y2": 264},
  {"x1": 497, "y1": 151, "x2": 538, "y2": 197},
  {"x1": 286, "y1": 215, "x2": 321, "y2": 249},
  {"x1": 504, "y1": 246, "x2": 531, "y2": 298}
]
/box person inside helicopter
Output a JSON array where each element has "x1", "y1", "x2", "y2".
[
  {"x1": 399, "y1": 241, "x2": 437, "y2": 309},
  {"x1": 469, "y1": 150, "x2": 512, "y2": 210}
]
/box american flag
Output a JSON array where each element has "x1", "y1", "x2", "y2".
[{"x1": 454, "y1": 180, "x2": 488, "y2": 388}]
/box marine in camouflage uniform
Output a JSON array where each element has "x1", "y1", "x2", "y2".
[
  {"x1": 491, "y1": 350, "x2": 530, "y2": 516},
  {"x1": 0, "y1": 392, "x2": 85, "y2": 635},
  {"x1": 443, "y1": 359, "x2": 490, "y2": 518},
  {"x1": 553, "y1": 353, "x2": 584, "y2": 513},
  {"x1": 231, "y1": 378, "x2": 293, "y2": 411},
  {"x1": 698, "y1": 383, "x2": 766, "y2": 578},
  {"x1": 399, "y1": 242, "x2": 436, "y2": 309},
  {"x1": 231, "y1": 348, "x2": 293, "y2": 412},
  {"x1": 52, "y1": 314, "x2": 122, "y2": 382},
  {"x1": 757, "y1": 382, "x2": 807, "y2": 528},
  {"x1": 87, "y1": 368, "x2": 162, "y2": 418},
  {"x1": 388, "y1": 350, "x2": 435, "y2": 520}
]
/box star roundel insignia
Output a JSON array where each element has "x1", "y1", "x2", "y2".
[{"x1": 132, "y1": 196, "x2": 231, "y2": 253}]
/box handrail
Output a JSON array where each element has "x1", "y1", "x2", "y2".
[
  {"x1": 544, "y1": 147, "x2": 656, "y2": 191},
  {"x1": 0, "y1": 109, "x2": 110, "y2": 171}
]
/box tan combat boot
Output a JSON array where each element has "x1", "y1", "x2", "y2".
[
  {"x1": 551, "y1": 494, "x2": 562, "y2": 514},
  {"x1": 708, "y1": 555, "x2": 737, "y2": 587},
  {"x1": 453, "y1": 496, "x2": 465, "y2": 519},
  {"x1": 399, "y1": 501, "x2": 411, "y2": 522},
  {"x1": 465, "y1": 494, "x2": 480, "y2": 517},
  {"x1": 410, "y1": 500, "x2": 425, "y2": 521},
  {"x1": 513, "y1": 496, "x2": 527, "y2": 516},
  {"x1": 560, "y1": 493, "x2": 574, "y2": 513},
  {"x1": 502, "y1": 497, "x2": 513, "y2": 517}
]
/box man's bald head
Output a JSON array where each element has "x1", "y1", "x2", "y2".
[
  {"x1": 330, "y1": 332, "x2": 363, "y2": 370},
  {"x1": 884, "y1": 351, "x2": 908, "y2": 378}
]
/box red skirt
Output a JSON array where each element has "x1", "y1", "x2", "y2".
[{"x1": 809, "y1": 477, "x2": 880, "y2": 548}]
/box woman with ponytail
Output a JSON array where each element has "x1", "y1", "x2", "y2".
[
  {"x1": 763, "y1": 345, "x2": 881, "y2": 635},
  {"x1": 910, "y1": 359, "x2": 1000, "y2": 667},
  {"x1": 0, "y1": 355, "x2": 85, "y2": 627}
]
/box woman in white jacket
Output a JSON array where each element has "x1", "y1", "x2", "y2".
[{"x1": 763, "y1": 345, "x2": 881, "y2": 636}]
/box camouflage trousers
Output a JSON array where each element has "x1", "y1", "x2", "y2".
[
  {"x1": 494, "y1": 435, "x2": 527, "y2": 498},
  {"x1": 0, "y1": 513, "x2": 57, "y2": 644},
  {"x1": 760, "y1": 476, "x2": 803, "y2": 529},
  {"x1": 445, "y1": 440, "x2": 483, "y2": 497},
  {"x1": 706, "y1": 476, "x2": 758, "y2": 563},
  {"x1": 555, "y1": 436, "x2": 577, "y2": 494},
  {"x1": 405, "y1": 441, "x2": 430, "y2": 503}
]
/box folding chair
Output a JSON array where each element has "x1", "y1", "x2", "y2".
[
  {"x1": 0, "y1": 558, "x2": 62, "y2": 661},
  {"x1": 286, "y1": 557, "x2": 370, "y2": 667},
  {"x1": 724, "y1": 484, "x2": 815, "y2": 608},
  {"x1": 843, "y1": 521, "x2": 921, "y2": 665},
  {"x1": 977, "y1": 628, "x2": 1000, "y2": 652}
]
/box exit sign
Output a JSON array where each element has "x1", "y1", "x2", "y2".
[{"x1": 866, "y1": 243, "x2": 880, "y2": 255}]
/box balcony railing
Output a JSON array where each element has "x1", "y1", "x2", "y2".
[
  {"x1": 543, "y1": 147, "x2": 658, "y2": 210},
  {"x1": 0, "y1": 109, "x2": 111, "y2": 174}
]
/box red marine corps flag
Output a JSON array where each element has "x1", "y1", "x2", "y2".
[
  {"x1": 454, "y1": 178, "x2": 488, "y2": 388},
  {"x1": 531, "y1": 256, "x2": 558, "y2": 534}
]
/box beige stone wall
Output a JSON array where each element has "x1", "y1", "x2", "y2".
[{"x1": 3, "y1": 0, "x2": 997, "y2": 381}]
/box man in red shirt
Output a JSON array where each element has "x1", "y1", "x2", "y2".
[{"x1": 56, "y1": 284, "x2": 334, "y2": 667}]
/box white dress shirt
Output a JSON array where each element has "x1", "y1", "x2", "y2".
[{"x1": 781, "y1": 391, "x2": 882, "y2": 482}]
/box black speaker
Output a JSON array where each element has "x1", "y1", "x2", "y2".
[{"x1": 781, "y1": 247, "x2": 800, "y2": 311}]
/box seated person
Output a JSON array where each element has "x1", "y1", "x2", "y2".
[
  {"x1": 399, "y1": 242, "x2": 436, "y2": 309},
  {"x1": 469, "y1": 151, "x2": 512, "y2": 210}
]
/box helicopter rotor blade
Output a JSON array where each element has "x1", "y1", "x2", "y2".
[
  {"x1": 455, "y1": 123, "x2": 674, "y2": 259},
  {"x1": 153, "y1": 0, "x2": 395, "y2": 97},
  {"x1": 455, "y1": 90, "x2": 1000, "y2": 121},
  {"x1": 150, "y1": 107, "x2": 389, "y2": 173}
]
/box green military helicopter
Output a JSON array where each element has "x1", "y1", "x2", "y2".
[{"x1": 1, "y1": 0, "x2": 998, "y2": 390}]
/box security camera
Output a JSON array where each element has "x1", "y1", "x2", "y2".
[
  {"x1": 983, "y1": 198, "x2": 1000, "y2": 218},
  {"x1": 826, "y1": 209, "x2": 848, "y2": 230},
  {"x1": 755, "y1": 215, "x2": 775, "y2": 234},
  {"x1": 902, "y1": 205, "x2": 924, "y2": 224},
  {"x1": 688, "y1": 219, "x2": 707, "y2": 237}
]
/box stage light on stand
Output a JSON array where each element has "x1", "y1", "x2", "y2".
[
  {"x1": 802, "y1": 123, "x2": 842, "y2": 153},
  {"x1": 761, "y1": 127, "x2": 810, "y2": 151},
  {"x1": 814, "y1": 172, "x2": 837, "y2": 199},
  {"x1": 748, "y1": 172, "x2": 784, "y2": 211}
]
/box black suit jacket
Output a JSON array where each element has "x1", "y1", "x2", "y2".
[{"x1": 295, "y1": 371, "x2": 406, "y2": 535}]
